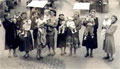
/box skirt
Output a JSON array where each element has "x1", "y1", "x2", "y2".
[
  {"x1": 82, "y1": 33, "x2": 98, "y2": 49},
  {"x1": 103, "y1": 35, "x2": 115, "y2": 54},
  {"x1": 46, "y1": 34, "x2": 54, "y2": 48},
  {"x1": 19, "y1": 31, "x2": 33, "y2": 52},
  {"x1": 57, "y1": 33, "x2": 66, "y2": 48}
]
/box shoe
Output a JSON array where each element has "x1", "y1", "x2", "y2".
[
  {"x1": 85, "y1": 53, "x2": 89, "y2": 57},
  {"x1": 64, "y1": 52, "x2": 67, "y2": 54},
  {"x1": 13, "y1": 53, "x2": 18, "y2": 57},
  {"x1": 69, "y1": 54, "x2": 72, "y2": 56},
  {"x1": 90, "y1": 54, "x2": 93, "y2": 58},
  {"x1": 36, "y1": 56, "x2": 43, "y2": 60},
  {"x1": 8, "y1": 53, "x2": 11, "y2": 58},
  {"x1": 103, "y1": 56, "x2": 109, "y2": 60},
  {"x1": 23, "y1": 54, "x2": 29, "y2": 59},
  {"x1": 48, "y1": 53, "x2": 52, "y2": 56},
  {"x1": 108, "y1": 58, "x2": 114, "y2": 62},
  {"x1": 8, "y1": 55, "x2": 11, "y2": 58},
  {"x1": 60, "y1": 53, "x2": 64, "y2": 56}
]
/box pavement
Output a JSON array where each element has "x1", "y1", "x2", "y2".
[{"x1": 0, "y1": 0, "x2": 120, "y2": 69}]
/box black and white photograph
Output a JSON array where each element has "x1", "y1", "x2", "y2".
[{"x1": 0, "y1": 0, "x2": 120, "y2": 69}]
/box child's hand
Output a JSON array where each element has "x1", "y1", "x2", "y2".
[
  {"x1": 84, "y1": 36, "x2": 87, "y2": 40},
  {"x1": 91, "y1": 36, "x2": 94, "y2": 38},
  {"x1": 87, "y1": 23, "x2": 93, "y2": 26}
]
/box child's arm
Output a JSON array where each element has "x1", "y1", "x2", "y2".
[{"x1": 92, "y1": 19, "x2": 95, "y2": 26}]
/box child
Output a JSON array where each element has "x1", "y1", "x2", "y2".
[
  {"x1": 58, "y1": 20, "x2": 66, "y2": 34},
  {"x1": 66, "y1": 17, "x2": 77, "y2": 34},
  {"x1": 84, "y1": 15, "x2": 95, "y2": 40},
  {"x1": 101, "y1": 15, "x2": 111, "y2": 40},
  {"x1": 21, "y1": 18, "x2": 32, "y2": 37}
]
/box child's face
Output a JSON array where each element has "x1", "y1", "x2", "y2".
[
  {"x1": 73, "y1": 14, "x2": 79, "y2": 19},
  {"x1": 86, "y1": 15, "x2": 91, "y2": 20},
  {"x1": 90, "y1": 12, "x2": 95, "y2": 17},
  {"x1": 22, "y1": 14, "x2": 27, "y2": 19},
  {"x1": 111, "y1": 16, "x2": 116, "y2": 23},
  {"x1": 59, "y1": 15, "x2": 64, "y2": 19}
]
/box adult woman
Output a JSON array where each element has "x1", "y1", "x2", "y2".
[
  {"x1": 103, "y1": 15, "x2": 118, "y2": 62},
  {"x1": 82, "y1": 10, "x2": 99, "y2": 57},
  {"x1": 73, "y1": 12, "x2": 82, "y2": 48},
  {"x1": 3, "y1": 14, "x2": 18, "y2": 57},
  {"x1": 57, "y1": 14, "x2": 67, "y2": 55},
  {"x1": 46, "y1": 10, "x2": 57, "y2": 56},
  {"x1": 19, "y1": 12, "x2": 33, "y2": 58},
  {"x1": 36, "y1": 15, "x2": 47, "y2": 60}
]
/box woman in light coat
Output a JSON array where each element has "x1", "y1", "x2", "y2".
[{"x1": 103, "y1": 15, "x2": 118, "y2": 62}]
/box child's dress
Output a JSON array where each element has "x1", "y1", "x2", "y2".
[
  {"x1": 101, "y1": 19, "x2": 111, "y2": 40},
  {"x1": 84, "y1": 18, "x2": 95, "y2": 37},
  {"x1": 66, "y1": 20, "x2": 77, "y2": 34}
]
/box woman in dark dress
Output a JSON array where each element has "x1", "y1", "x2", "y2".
[
  {"x1": 57, "y1": 14, "x2": 67, "y2": 55},
  {"x1": 82, "y1": 10, "x2": 99, "y2": 57},
  {"x1": 19, "y1": 12, "x2": 33, "y2": 58},
  {"x1": 46, "y1": 10, "x2": 57, "y2": 56},
  {"x1": 3, "y1": 14, "x2": 18, "y2": 58}
]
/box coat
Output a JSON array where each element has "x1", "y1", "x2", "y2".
[
  {"x1": 103, "y1": 24, "x2": 117, "y2": 54},
  {"x1": 3, "y1": 19, "x2": 18, "y2": 50}
]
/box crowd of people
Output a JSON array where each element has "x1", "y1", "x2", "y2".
[{"x1": 0, "y1": 0, "x2": 118, "y2": 62}]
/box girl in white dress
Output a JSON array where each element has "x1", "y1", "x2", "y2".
[{"x1": 101, "y1": 15, "x2": 111, "y2": 40}]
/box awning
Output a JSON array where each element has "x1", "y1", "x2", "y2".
[
  {"x1": 73, "y1": 3, "x2": 90, "y2": 10},
  {"x1": 27, "y1": 1, "x2": 48, "y2": 8}
]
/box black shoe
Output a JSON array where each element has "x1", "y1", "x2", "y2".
[
  {"x1": 85, "y1": 53, "x2": 89, "y2": 57},
  {"x1": 103, "y1": 56, "x2": 109, "y2": 60},
  {"x1": 108, "y1": 58, "x2": 114, "y2": 62},
  {"x1": 23, "y1": 54, "x2": 29, "y2": 59},
  {"x1": 90, "y1": 54, "x2": 93, "y2": 58},
  {"x1": 48, "y1": 53, "x2": 52, "y2": 56},
  {"x1": 36, "y1": 56, "x2": 43, "y2": 60},
  {"x1": 60, "y1": 53, "x2": 64, "y2": 56},
  {"x1": 64, "y1": 52, "x2": 67, "y2": 54}
]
